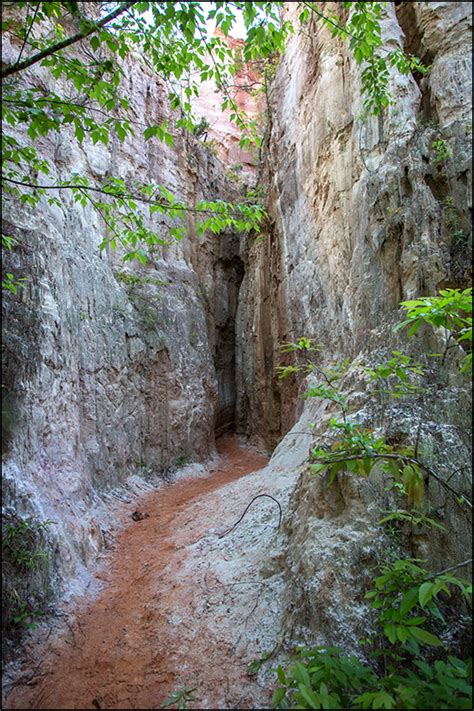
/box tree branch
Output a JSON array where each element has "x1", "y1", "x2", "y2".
[
  {"x1": 1, "y1": 1, "x2": 138, "y2": 79},
  {"x1": 301, "y1": 1, "x2": 359, "y2": 42},
  {"x1": 1, "y1": 177, "x2": 253, "y2": 216},
  {"x1": 311, "y1": 451, "x2": 472, "y2": 509},
  {"x1": 427, "y1": 559, "x2": 472, "y2": 581},
  {"x1": 15, "y1": 3, "x2": 40, "y2": 67}
]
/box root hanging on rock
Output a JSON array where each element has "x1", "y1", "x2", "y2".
[{"x1": 218, "y1": 494, "x2": 282, "y2": 539}]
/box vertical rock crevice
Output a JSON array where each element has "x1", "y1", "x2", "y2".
[{"x1": 213, "y1": 253, "x2": 245, "y2": 437}]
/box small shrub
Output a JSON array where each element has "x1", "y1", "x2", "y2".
[
  {"x1": 431, "y1": 139, "x2": 453, "y2": 164},
  {"x1": 2, "y1": 516, "x2": 54, "y2": 572},
  {"x1": 2, "y1": 515, "x2": 55, "y2": 631},
  {"x1": 175, "y1": 454, "x2": 190, "y2": 467},
  {"x1": 273, "y1": 290, "x2": 473, "y2": 708},
  {"x1": 114, "y1": 270, "x2": 167, "y2": 287}
]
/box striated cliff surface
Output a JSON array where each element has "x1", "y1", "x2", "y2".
[
  {"x1": 237, "y1": 1, "x2": 472, "y2": 447},
  {"x1": 1, "y1": 0, "x2": 472, "y2": 679},
  {"x1": 2, "y1": 21, "x2": 251, "y2": 612},
  {"x1": 236, "y1": 0, "x2": 472, "y2": 651}
]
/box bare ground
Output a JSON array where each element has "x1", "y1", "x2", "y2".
[{"x1": 4, "y1": 435, "x2": 296, "y2": 710}]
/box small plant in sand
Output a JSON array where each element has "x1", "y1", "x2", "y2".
[{"x1": 160, "y1": 687, "x2": 197, "y2": 710}]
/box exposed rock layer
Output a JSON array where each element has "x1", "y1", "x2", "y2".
[
  {"x1": 236, "y1": 1, "x2": 472, "y2": 447},
  {"x1": 2, "y1": 16, "x2": 250, "y2": 610},
  {"x1": 1, "y1": 0, "x2": 472, "y2": 666},
  {"x1": 235, "y1": 0, "x2": 472, "y2": 650}
]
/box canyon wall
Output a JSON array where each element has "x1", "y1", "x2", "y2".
[
  {"x1": 236, "y1": 0, "x2": 472, "y2": 651},
  {"x1": 237, "y1": 0, "x2": 472, "y2": 447},
  {"x1": 2, "y1": 0, "x2": 472, "y2": 662},
  {"x1": 1, "y1": 14, "x2": 250, "y2": 609}
]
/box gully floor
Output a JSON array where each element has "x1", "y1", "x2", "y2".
[{"x1": 5, "y1": 436, "x2": 274, "y2": 710}]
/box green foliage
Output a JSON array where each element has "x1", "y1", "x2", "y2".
[
  {"x1": 2, "y1": 271, "x2": 27, "y2": 295},
  {"x1": 280, "y1": 337, "x2": 320, "y2": 354},
  {"x1": 2, "y1": 515, "x2": 55, "y2": 630},
  {"x1": 273, "y1": 290, "x2": 472, "y2": 708},
  {"x1": 278, "y1": 340, "x2": 349, "y2": 413},
  {"x1": 1, "y1": 233, "x2": 27, "y2": 293},
  {"x1": 226, "y1": 162, "x2": 244, "y2": 181},
  {"x1": 308, "y1": 418, "x2": 412, "y2": 485},
  {"x1": 174, "y1": 454, "x2": 190, "y2": 468},
  {"x1": 363, "y1": 351, "x2": 425, "y2": 399},
  {"x1": 395, "y1": 288, "x2": 472, "y2": 374},
  {"x1": 113, "y1": 270, "x2": 168, "y2": 288},
  {"x1": 273, "y1": 645, "x2": 472, "y2": 709},
  {"x1": 247, "y1": 645, "x2": 280, "y2": 676},
  {"x1": 1, "y1": 1, "x2": 427, "y2": 276},
  {"x1": 365, "y1": 558, "x2": 471, "y2": 650},
  {"x1": 190, "y1": 116, "x2": 210, "y2": 137},
  {"x1": 431, "y1": 139, "x2": 453, "y2": 164},
  {"x1": 377, "y1": 509, "x2": 446, "y2": 532},
  {"x1": 273, "y1": 559, "x2": 472, "y2": 709},
  {"x1": 160, "y1": 687, "x2": 197, "y2": 710},
  {"x1": 303, "y1": 2, "x2": 429, "y2": 115},
  {"x1": 2, "y1": 516, "x2": 54, "y2": 572},
  {"x1": 442, "y1": 196, "x2": 462, "y2": 234}
]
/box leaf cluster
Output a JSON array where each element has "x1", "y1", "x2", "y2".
[
  {"x1": 365, "y1": 558, "x2": 471, "y2": 650},
  {"x1": 273, "y1": 558, "x2": 472, "y2": 708},
  {"x1": 160, "y1": 687, "x2": 197, "y2": 710},
  {"x1": 273, "y1": 645, "x2": 472, "y2": 709},
  {"x1": 396, "y1": 288, "x2": 472, "y2": 374},
  {"x1": 2, "y1": 0, "x2": 430, "y2": 279},
  {"x1": 2, "y1": 516, "x2": 54, "y2": 572},
  {"x1": 363, "y1": 351, "x2": 426, "y2": 399},
  {"x1": 431, "y1": 139, "x2": 453, "y2": 164}
]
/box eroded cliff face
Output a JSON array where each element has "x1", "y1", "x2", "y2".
[
  {"x1": 237, "y1": 1, "x2": 472, "y2": 447},
  {"x1": 236, "y1": 1, "x2": 472, "y2": 652},
  {"x1": 1, "y1": 0, "x2": 472, "y2": 669},
  {"x1": 1, "y1": 20, "x2": 251, "y2": 609}
]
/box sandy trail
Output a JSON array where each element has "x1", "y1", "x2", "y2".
[{"x1": 5, "y1": 436, "x2": 274, "y2": 710}]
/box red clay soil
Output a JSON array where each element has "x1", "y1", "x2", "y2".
[{"x1": 5, "y1": 436, "x2": 270, "y2": 710}]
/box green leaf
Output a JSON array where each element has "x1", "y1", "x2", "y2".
[
  {"x1": 272, "y1": 687, "x2": 287, "y2": 707},
  {"x1": 384, "y1": 623, "x2": 397, "y2": 644},
  {"x1": 418, "y1": 582, "x2": 435, "y2": 608},
  {"x1": 298, "y1": 683, "x2": 321, "y2": 708},
  {"x1": 277, "y1": 665, "x2": 287, "y2": 685},
  {"x1": 292, "y1": 661, "x2": 311, "y2": 688},
  {"x1": 399, "y1": 587, "x2": 419, "y2": 616},
  {"x1": 408, "y1": 626, "x2": 443, "y2": 646}
]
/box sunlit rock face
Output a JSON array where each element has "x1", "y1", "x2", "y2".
[
  {"x1": 1, "y1": 14, "x2": 247, "y2": 597},
  {"x1": 235, "y1": 1, "x2": 472, "y2": 650},
  {"x1": 236, "y1": 1, "x2": 472, "y2": 448},
  {"x1": 192, "y1": 28, "x2": 265, "y2": 174}
]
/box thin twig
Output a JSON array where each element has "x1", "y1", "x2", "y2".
[
  {"x1": 414, "y1": 419, "x2": 422, "y2": 459},
  {"x1": 15, "y1": 3, "x2": 40, "y2": 67},
  {"x1": 426, "y1": 559, "x2": 472, "y2": 580},
  {"x1": 2, "y1": 178, "x2": 251, "y2": 215},
  {"x1": 218, "y1": 494, "x2": 282, "y2": 539},
  {"x1": 445, "y1": 467, "x2": 464, "y2": 484},
  {"x1": 311, "y1": 452, "x2": 472, "y2": 509},
  {"x1": 2, "y1": 2, "x2": 138, "y2": 78},
  {"x1": 302, "y1": 1, "x2": 360, "y2": 42},
  {"x1": 2, "y1": 96, "x2": 152, "y2": 131}
]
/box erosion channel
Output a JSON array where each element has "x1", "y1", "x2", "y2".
[
  {"x1": 1, "y1": 2, "x2": 472, "y2": 711},
  {"x1": 5, "y1": 436, "x2": 276, "y2": 710}
]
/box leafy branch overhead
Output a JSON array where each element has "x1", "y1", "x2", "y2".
[{"x1": 2, "y1": 1, "x2": 428, "y2": 272}]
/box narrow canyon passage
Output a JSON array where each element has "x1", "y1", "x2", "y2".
[{"x1": 6, "y1": 436, "x2": 273, "y2": 711}]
